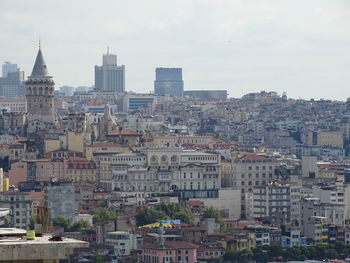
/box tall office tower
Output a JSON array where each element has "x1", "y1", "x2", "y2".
[
  {"x1": 0, "y1": 70, "x2": 25, "y2": 98},
  {"x1": 154, "y1": 68, "x2": 184, "y2": 97},
  {"x1": 25, "y1": 45, "x2": 55, "y2": 135},
  {"x1": 2, "y1": 62, "x2": 18, "y2": 78},
  {"x1": 94, "y1": 50, "x2": 125, "y2": 93}
]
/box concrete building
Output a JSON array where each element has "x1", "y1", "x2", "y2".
[
  {"x1": 184, "y1": 90, "x2": 228, "y2": 100},
  {"x1": 25, "y1": 45, "x2": 55, "y2": 136},
  {"x1": 106, "y1": 231, "x2": 141, "y2": 257},
  {"x1": 154, "y1": 67, "x2": 183, "y2": 97},
  {"x1": 95, "y1": 51, "x2": 125, "y2": 93},
  {"x1": 301, "y1": 197, "x2": 345, "y2": 244},
  {"x1": 190, "y1": 189, "x2": 241, "y2": 219},
  {"x1": 45, "y1": 180, "x2": 76, "y2": 222},
  {"x1": 226, "y1": 154, "x2": 279, "y2": 219},
  {"x1": 253, "y1": 182, "x2": 301, "y2": 225},
  {"x1": 302, "y1": 155, "x2": 318, "y2": 178},
  {"x1": 0, "y1": 191, "x2": 32, "y2": 229},
  {"x1": 0, "y1": 228, "x2": 88, "y2": 262},
  {"x1": 122, "y1": 93, "x2": 156, "y2": 112}
]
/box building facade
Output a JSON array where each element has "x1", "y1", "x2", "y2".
[
  {"x1": 95, "y1": 52, "x2": 125, "y2": 93},
  {"x1": 154, "y1": 68, "x2": 183, "y2": 97}
]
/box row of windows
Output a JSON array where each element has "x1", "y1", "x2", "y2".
[
  {"x1": 241, "y1": 173, "x2": 273, "y2": 179},
  {"x1": 188, "y1": 156, "x2": 216, "y2": 161},
  {"x1": 248, "y1": 166, "x2": 273, "y2": 170}
]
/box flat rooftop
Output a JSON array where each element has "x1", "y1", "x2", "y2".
[{"x1": 0, "y1": 228, "x2": 88, "y2": 261}]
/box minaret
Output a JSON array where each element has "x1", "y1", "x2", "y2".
[{"x1": 26, "y1": 43, "x2": 55, "y2": 120}]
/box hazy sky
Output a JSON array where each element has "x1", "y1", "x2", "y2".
[{"x1": 1, "y1": 0, "x2": 350, "y2": 100}]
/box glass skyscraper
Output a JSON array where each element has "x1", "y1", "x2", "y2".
[{"x1": 154, "y1": 68, "x2": 183, "y2": 97}]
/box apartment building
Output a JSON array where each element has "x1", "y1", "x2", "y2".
[
  {"x1": 228, "y1": 154, "x2": 279, "y2": 219},
  {"x1": 0, "y1": 191, "x2": 31, "y2": 229},
  {"x1": 253, "y1": 182, "x2": 301, "y2": 225}
]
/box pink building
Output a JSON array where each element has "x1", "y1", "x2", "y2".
[
  {"x1": 35, "y1": 159, "x2": 65, "y2": 181},
  {"x1": 142, "y1": 241, "x2": 197, "y2": 263},
  {"x1": 9, "y1": 161, "x2": 28, "y2": 186}
]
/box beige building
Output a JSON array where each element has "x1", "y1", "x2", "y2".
[
  {"x1": 306, "y1": 130, "x2": 344, "y2": 148},
  {"x1": 67, "y1": 131, "x2": 84, "y2": 153},
  {"x1": 317, "y1": 130, "x2": 343, "y2": 148},
  {"x1": 226, "y1": 154, "x2": 279, "y2": 219},
  {"x1": 98, "y1": 148, "x2": 221, "y2": 194}
]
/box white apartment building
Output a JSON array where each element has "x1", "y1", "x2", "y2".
[
  {"x1": 98, "y1": 148, "x2": 221, "y2": 195},
  {"x1": 0, "y1": 98, "x2": 26, "y2": 112},
  {"x1": 253, "y1": 182, "x2": 301, "y2": 225}
]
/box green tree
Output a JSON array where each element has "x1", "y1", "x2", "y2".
[
  {"x1": 135, "y1": 203, "x2": 194, "y2": 226},
  {"x1": 202, "y1": 206, "x2": 225, "y2": 231},
  {"x1": 136, "y1": 207, "x2": 167, "y2": 226},
  {"x1": 93, "y1": 208, "x2": 119, "y2": 223},
  {"x1": 93, "y1": 254, "x2": 104, "y2": 263},
  {"x1": 69, "y1": 219, "x2": 91, "y2": 232},
  {"x1": 52, "y1": 216, "x2": 71, "y2": 231}
]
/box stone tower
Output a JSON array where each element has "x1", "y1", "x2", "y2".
[
  {"x1": 26, "y1": 45, "x2": 54, "y2": 118},
  {"x1": 26, "y1": 45, "x2": 55, "y2": 136}
]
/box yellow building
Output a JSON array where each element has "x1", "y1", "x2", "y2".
[
  {"x1": 307, "y1": 131, "x2": 343, "y2": 148},
  {"x1": 317, "y1": 130, "x2": 343, "y2": 148},
  {"x1": 44, "y1": 139, "x2": 61, "y2": 153},
  {"x1": 67, "y1": 131, "x2": 84, "y2": 153},
  {"x1": 220, "y1": 161, "x2": 233, "y2": 187},
  {"x1": 65, "y1": 157, "x2": 97, "y2": 182}
]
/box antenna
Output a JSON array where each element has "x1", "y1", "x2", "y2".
[
  {"x1": 107, "y1": 46, "x2": 109, "y2": 55},
  {"x1": 39, "y1": 38, "x2": 41, "y2": 49}
]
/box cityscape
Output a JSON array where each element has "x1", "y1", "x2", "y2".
[{"x1": 1, "y1": 1, "x2": 350, "y2": 263}]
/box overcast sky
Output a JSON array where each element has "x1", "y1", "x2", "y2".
[{"x1": 1, "y1": 0, "x2": 350, "y2": 100}]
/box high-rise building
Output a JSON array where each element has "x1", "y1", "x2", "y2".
[
  {"x1": 25, "y1": 45, "x2": 55, "y2": 135},
  {"x1": 184, "y1": 90, "x2": 227, "y2": 100},
  {"x1": 154, "y1": 68, "x2": 184, "y2": 97},
  {"x1": 95, "y1": 51, "x2": 125, "y2": 93},
  {"x1": 0, "y1": 70, "x2": 25, "y2": 98},
  {"x1": 59, "y1": 85, "x2": 75, "y2": 96},
  {"x1": 2, "y1": 61, "x2": 18, "y2": 78}
]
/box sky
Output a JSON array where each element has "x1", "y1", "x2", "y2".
[{"x1": 1, "y1": 0, "x2": 350, "y2": 100}]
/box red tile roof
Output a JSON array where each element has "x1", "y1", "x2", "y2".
[{"x1": 66, "y1": 157, "x2": 96, "y2": 169}]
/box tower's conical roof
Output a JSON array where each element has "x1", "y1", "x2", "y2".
[{"x1": 31, "y1": 47, "x2": 49, "y2": 77}]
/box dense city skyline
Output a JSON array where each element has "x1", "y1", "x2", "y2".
[{"x1": 1, "y1": 0, "x2": 350, "y2": 100}]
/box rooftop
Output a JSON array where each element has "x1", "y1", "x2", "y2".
[{"x1": 0, "y1": 229, "x2": 88, "y2": 261}]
